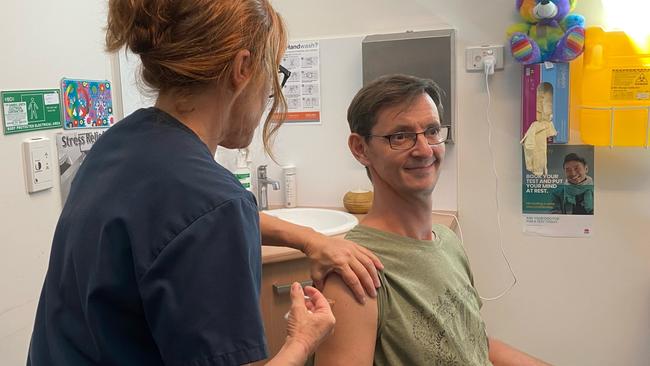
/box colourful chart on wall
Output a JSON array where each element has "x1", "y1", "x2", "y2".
[{"x1": 61, "y1": 78, "x2": 114, "y2": 130}]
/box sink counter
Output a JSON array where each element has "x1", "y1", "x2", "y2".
[{"x1": 261, "y1": 209, "x2": 458, "y2": 264}]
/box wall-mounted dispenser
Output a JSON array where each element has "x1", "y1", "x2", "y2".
[
  {"x1": 572, "y1": 27, "x2": 650, "y2": 147},
  {"x1": 362, "y1": 29, "x2": 456, "y2": 142}
]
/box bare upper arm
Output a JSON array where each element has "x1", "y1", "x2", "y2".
[{"x1": 312, "y1": 273, "x2": 378, "y2": 366}]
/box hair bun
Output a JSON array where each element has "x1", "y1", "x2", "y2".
[{"x1": 106, "y1": 0, "x2": 173, "y2": 55}]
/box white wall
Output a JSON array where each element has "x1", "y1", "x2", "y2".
[
  {"x1": 1, "y1": 1, "x2": 649, "y2": 366},
  {"x1": 0, "y1": 1, "x2": 112, "y2": 365},
  {"x1": 268, "y1": 1, "x2": 649, "y2": 365},
  {"x1": 229, "y1": 33, "x2": 459, "y2": 211}
]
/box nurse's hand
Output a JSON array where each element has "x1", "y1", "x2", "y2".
[
  {"x1": 304, "y1": 234, "x2": 383, "y2": 304},
  {"x1": 286, "y1": 283, "x2": 335, "y2": 354},
  {"x1": 266, "y1": 283, "x2": 335, "y2": 366},
  {"x1": 259, "y1": 212, "x2": 382, "y2": 305}
]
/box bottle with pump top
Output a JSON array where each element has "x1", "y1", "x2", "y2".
[{"x1": 234, "y1": 148, "x2": 252, "y2": 192}]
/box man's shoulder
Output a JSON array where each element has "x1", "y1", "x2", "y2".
[{"x1": 344, "y1": 225, "x2": 398, "y2": 249}]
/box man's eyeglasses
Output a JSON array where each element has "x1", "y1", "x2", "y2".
[
  {"x1": 368, "y1": 126, "x2": 449, "y2": 150},
  {"x1": 270, "y1": 65, "x2": 291, "y2": 98}
]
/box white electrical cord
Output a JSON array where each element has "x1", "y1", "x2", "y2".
[{"x1": 476, "y1": 56, "x2": 518, "y2": 301}]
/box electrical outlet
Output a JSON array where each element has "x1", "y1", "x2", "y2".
[
  {"x1": 22, "y1": 137, "x2": 53, "y2": 193},
  {"x1": 465, "y1": 45, "x2": 505, "y2": 72}
]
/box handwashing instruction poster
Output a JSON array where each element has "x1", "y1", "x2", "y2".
[
  {"x1": 522, "y1": 145, "x2": 595, "y2": 237},
  {"x1": 280, "y1": 40, "x2": 321, "y2": 124}
]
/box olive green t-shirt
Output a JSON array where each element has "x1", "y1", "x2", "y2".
[{"x1": 346, "y1": 224, "x2": 491, "y2": 366}]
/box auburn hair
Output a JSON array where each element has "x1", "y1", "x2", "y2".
[{"x1": 106, "y1": 0, "x2": 288, "y2": 153}]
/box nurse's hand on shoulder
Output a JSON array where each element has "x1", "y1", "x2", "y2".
[
  {"x1": 304, "y1": 234, "x2": 383, "y2": 305},
  {"x1": 260, "y1": 213, "x2": 382, "y2": 304},
  {"x1": 266, "y1": 283, "x2": 334, "y2": 366}
]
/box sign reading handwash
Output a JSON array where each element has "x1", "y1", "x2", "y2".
[
  {"x1": 1, "y1": 89, "x2": 62, "y2": 134},
  {"x1": 278, "y1": 40, "x2": 321, "y2": 124}
]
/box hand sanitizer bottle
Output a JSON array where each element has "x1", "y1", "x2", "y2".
[{"x1": 235, "y1": 149, "x2": 252, "y2": 191}]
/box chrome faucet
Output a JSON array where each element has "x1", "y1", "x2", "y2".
[{"x1": 257, "y1": 165, "x2": 280, "y2": 211}]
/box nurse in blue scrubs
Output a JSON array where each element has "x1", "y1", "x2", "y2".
[{"x1": 27, "y1": 1, "x2": 382, "y2": 365}]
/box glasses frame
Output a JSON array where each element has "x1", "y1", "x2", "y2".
[
  {"x1": 279, "y1": 65, "x2": 291, "y2": 88},
  {"x1": 269, "y1": 65, "x2": 291, "y2": 99},
  {"x1": 368, "y1": 126, "x2": 449, "y2": 150}
]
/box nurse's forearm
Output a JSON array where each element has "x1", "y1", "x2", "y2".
[
  {"x1": 259, "y1": 212, "x2": 317, "y2": 251},
  {"x1": 488, "y1": 338, "x2": 552, "y2": 366}
]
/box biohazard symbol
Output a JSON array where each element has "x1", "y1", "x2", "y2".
[{"x1": 635, "y1": 73, "x2": 648, "y2": 85}]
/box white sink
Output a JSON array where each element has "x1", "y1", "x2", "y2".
[{"x1": 264, "y1": 208, "x2": 358, "y2": 236}]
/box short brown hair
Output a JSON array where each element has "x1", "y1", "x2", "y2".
[
  {"x1": 563, "y1": 153, "x2": 587, "y2": 167},
  {"x1": 347, "y1": 74, "x2": 444, "y2": 137},
  {"x1": 106, "y1": 0, "x2": 287, "y2": 153}
]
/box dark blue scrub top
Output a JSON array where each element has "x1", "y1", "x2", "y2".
[{"x1": 28, "y1": 108, "x2": 267, "y2": 366}]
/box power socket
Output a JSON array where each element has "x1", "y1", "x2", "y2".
[
  {"x1": 465, "y1": 45, "x2": 505, "y2": 72},
  {"x1": 22, "y1": 137, "x2": 53, "y2": 193}
]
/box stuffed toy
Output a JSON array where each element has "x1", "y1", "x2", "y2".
[{"x1": 507, "y1": 0, "x2": 585, "y2": 64}]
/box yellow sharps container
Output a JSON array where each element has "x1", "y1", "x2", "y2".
[{"x1": 571, "y1": 27, "x2": 650, "y2": 146}]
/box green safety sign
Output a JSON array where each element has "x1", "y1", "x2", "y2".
[{"x1": 2, "y1": 89, "x2": 62, "y2": 135}]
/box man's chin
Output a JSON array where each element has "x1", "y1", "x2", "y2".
[{"x1": 403, "y1": 180, "x2": 437, "y2": 196}]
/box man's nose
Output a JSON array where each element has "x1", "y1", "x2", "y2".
[{"x1": 411, "y1": 134, "x2": 433, "y2": 156}]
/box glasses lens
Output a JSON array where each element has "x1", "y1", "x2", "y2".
[
  {"x1": 425, "y1": 127, "x2": 448, "y2": 144},
  {"x1": 389, "y1": 133, "x2": 416, "y2": 150},
  {"x1": 438, "y1": 127, "x2": 448, "y2": 143}
]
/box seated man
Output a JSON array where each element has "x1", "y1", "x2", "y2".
[{"x1": 312, "y1": 75, "x2": 550, "y2": 365}]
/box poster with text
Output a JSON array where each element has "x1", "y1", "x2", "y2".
[
  {"x1": 56, "y1": 129, "x2": 105, "y2": 204},
  {"x1": 279, "y1": 40, "x2": 321, "y2": 124},
  {"x1": 522, "y1": 144, "x2": 594, "y2": 237},
  {"x1": 1, "y1": 89, "x2": 62, "y2": 134}
]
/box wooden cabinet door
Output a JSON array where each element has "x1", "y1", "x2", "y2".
[{"x1": 252, "y1": 257, "x2": 311, "y2": 365}]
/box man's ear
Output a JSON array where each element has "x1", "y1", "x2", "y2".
[
  {"x1": 230, "y1": 49, "x2": 253, "y2": 94},
  {"x1": 348, "y1": 133, "x2": 371, "y2": 167}
]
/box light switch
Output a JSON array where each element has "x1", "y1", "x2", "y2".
[{"x1": 22, "y1": 137, "x2": 53, "y2": 193}]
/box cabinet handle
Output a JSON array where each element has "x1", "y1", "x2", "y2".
[{"x1": 273, "y1": 280, "x2": 313, "y2": 295}]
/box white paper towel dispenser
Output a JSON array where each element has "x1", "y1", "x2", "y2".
[{"x1": 362, "y1": 29, "x2": 455, "y2": 142}]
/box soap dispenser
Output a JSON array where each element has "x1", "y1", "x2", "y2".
[{"x1": 234, "y1": 148, "x2": 252, "y2": 191}]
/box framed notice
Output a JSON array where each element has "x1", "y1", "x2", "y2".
[
  {"x1": 61, "y1": 78, "x2": 115, "y2": 130},
  {"x1": 1, "y1": 89, "x2": 62, "y2": 135}
]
